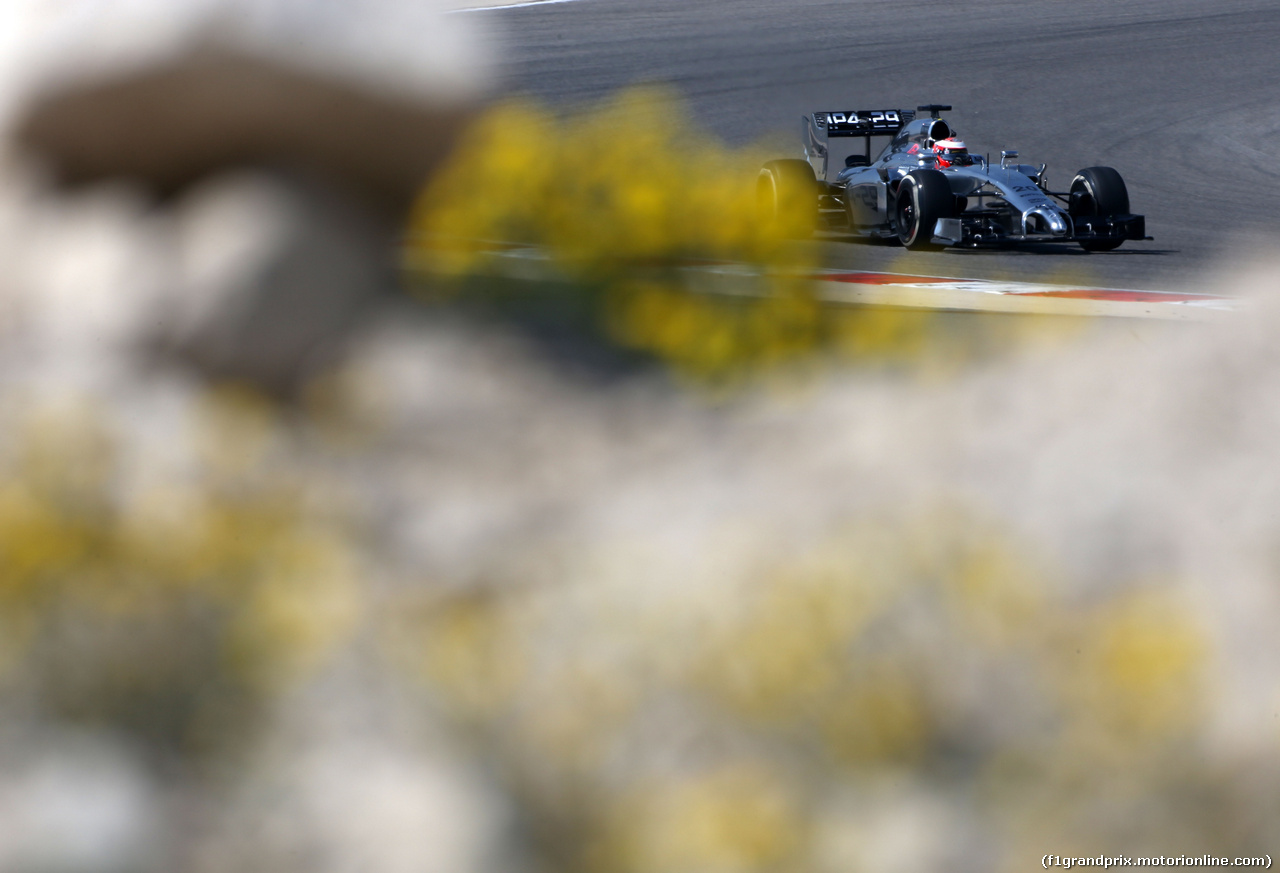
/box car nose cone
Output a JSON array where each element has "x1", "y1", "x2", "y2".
[{"x1": 1025, "y1": 205, "x2": 1069, "y2": 236}]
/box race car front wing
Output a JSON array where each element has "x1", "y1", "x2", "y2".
[{"x1": 931, "y1": 212, "x2": 1149, "y2": 247}]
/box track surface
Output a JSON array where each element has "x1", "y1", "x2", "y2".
[{"x1": 483, "y1": 0, "x2": 1280, "y2": 291}]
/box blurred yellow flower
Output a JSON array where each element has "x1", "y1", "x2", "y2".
[
  {"x1": 405, "y1": 87, "x2": 948, "y2": 381},
  {"x1": 602, "y1": 766, "x2": 802, "y2": 873}
]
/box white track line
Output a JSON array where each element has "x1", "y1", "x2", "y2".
[
  {"x1": 449, "y1": 0, "x2": 586, "y2": 12},
  {"x1": 809, "y1": 278, "x2": 1229, "y2": 321}
]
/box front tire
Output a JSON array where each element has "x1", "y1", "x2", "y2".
[
  {"x1": 758, "y1": 159, "x2": 818, "y2": 238},
  {"x1": 894, "y1": 169, "x2": 955, "y2": 249},
  {"x1": 1069, "y1": 166, "x2": 1129, "y2": 252}
]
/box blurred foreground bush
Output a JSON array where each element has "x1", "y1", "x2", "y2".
[
  {"x1": 6, "y1": 307, "x2": 1280, "y2": 871},
  {"x1": 408, "y1": 88, "x2": 798, "y2": 276},
  {"x1": 0, "y1": 393, "x2": 359, "y2": 761},
  {"x1": 405, "y1": 88, "x2": 976, "y2": 382},
  {"x1": 390, "y1": 513, "x2": 1233, "y2": 873},
  {"x1": 1, "y1": 382, "x2": 1248, "y2": 872}
]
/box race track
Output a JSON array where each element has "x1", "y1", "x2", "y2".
[{"x1": 483, "y1": 0, "x2": 1280, "y2": 291}]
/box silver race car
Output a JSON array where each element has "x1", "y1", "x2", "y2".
[{"x1": 758, "y1": 104, "x2": 1148, "y2": 251}]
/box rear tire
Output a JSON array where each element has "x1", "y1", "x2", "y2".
[
  {"x1": 894, "y1": 169, "x2": 955, "y2": 249},
  {"x1": 1069, "y1": 166, "x2": 1129, "y2": 252},
  {"x1": 758, "y1": 159, "x2": 818, "y2": 238}
]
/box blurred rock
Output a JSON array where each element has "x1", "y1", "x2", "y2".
[
  {"x1": 3, "y1": 0, "x2": 489, "y2": 212},
  {"x1": 13, "y1": 47, "x2": 475, "y2": 214},
  {"x1": 162, "y1": 171, "x2": 393, "y2": 395},
  {"x1": 0, "y1": 0, "x2": 493, "y2": 393}
]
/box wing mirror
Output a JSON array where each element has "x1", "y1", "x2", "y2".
[{"x1": 1000, "y1": 149, "x2": 1019, "y2": 169}]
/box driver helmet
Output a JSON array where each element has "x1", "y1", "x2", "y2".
[{"x1": 932, "y1": 138, "x2": 973, "y2": 168}]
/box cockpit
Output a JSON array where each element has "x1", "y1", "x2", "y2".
[{"x1": 879, "y1": 117, "x2": 957, "y2": 160}]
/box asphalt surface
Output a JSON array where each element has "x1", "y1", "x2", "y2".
[{"x1": 483, "y1": 0, "x2": 1280, "y2": 291}]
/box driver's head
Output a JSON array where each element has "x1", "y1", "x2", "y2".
[{"x1": 932, "y1": 138, "x2": 973, "y2": 168}]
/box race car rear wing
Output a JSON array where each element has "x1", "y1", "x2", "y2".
[{"x1": 803, "y1": 109, "x2": 913, "y2": 179}]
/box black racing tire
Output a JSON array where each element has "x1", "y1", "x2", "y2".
[
  {"x1": 893, "y1": 169, "x2": 955, "y2": 249},
  {"x1": 758, "y1": 159, "x2": 818, "y2": 238},
  {"x1": 1069, "y1": 166, "x2": 1129, "y2": 252}
]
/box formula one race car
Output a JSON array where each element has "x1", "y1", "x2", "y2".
[{"x1": 758, "y1": 104, "x2": 1149, "y2": 251}]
